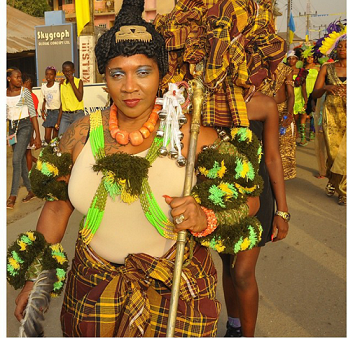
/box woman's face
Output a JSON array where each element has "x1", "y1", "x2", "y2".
[
  {"x1": 336, "y1": 40, "x2": 347, "y2": 60},
  {"x1": 287, "y1": 56, "x2": 298, "y2": 66},
  {"x1": 105, "y1": 54, "x2": 160, "y2": 119},
  {"x1": 45, "y1": 69, "x2": 56, "y2": 83},
  {"x1": 7, "y1": 70, "x2": 22, "y2": 88},
  {"x1": 306, "y1": 55, "x2": 314, "y2": 64}
]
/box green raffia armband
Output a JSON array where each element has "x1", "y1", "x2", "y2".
[
  {"x1": 7, "y1": 231, "x2": 69, "y2": 296},
  {"x1": 229, "y1": 127, "x2": 263, "y2": 167},
  {"x1": 192, "y1": 179, "x2": 247, "y2": 211},
  {"x1": 191, "y1": 127, "x2": 264, "y2": 254},
  {"x1": 29, "y1": 137, "x2": 73, "y2": 201},
  {"x1": 196, "y1": 146, "x2": 263, "y2": 198}
]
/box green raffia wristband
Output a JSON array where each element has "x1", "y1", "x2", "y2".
[
  {"x1": 80, "y1": 110, "x2": 176, "y2": 245},
  {"x1": 7, "y1": 231, "x2": 69, "y2": 296},
  {"x1": 198, "y1": 216, "x2": 263, "y2": 254}
]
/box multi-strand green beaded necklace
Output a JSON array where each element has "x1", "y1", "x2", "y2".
[{"x1": 80, "y1": 110, "x2": 176, "y2": 245}]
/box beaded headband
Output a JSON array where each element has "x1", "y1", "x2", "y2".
[{"x1": 115, "y1": 25, "x2": 153, "y2": 43}]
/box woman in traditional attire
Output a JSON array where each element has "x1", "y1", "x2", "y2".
[
  {"x1": 303, "y1": 46, "x2": 320, "y2": 141},
  {"x1": 259, "y1": 61, "x2": 296, "y2": 180},
  {"x1": 155, "y1": 1, "x2": 290, "y2": 336},
  {"x1": 287, "y1": 50, "x2": 309, "y2": 146},
  {"x1": 10, "y1": 0, "x2": 264, "y2": 336},
  {"x1": 312, "y1": 24, "x2": 346, "y2": 206}
]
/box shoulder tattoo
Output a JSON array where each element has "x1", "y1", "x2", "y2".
[{"x1": 59, "y1": 116, "x2": 90, "y2": 153}]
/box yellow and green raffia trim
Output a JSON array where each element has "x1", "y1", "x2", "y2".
[
  {"x1": 198, "y1": 160, "x2": 227, "y2": 179},
  {"x1": 229, "y1": 127, "x2": 263, "y2": 167},
  {"x1": 197, "y1": 216, "x2": 262, "y2": 255},
  {"x1": 7, "y1": 231, "x2": 45, "y2": 288},
  {"x1": 208, "y1": 182, "x2": 239, "y2": 208},
  {"x1": 29, "y1": 137, "x2": 73, "y2": 201},
  {"x1": 234, "y1": 182, "x2": 258, "y2": 194},
  {"x1": 230, "y1": 127, "x2": 253, "y2": 143},
  {"x1": 35, "y1": 160, "x2": 59, "y2": 177},
  {"x1": 234, "y1": 157, "x2": 255, "y2": 181},
  {"x1": 42, "y1": 243, "x2": 69, "y2": 296}
]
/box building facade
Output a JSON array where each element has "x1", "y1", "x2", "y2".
[{"x1": 52, "y1": 0, "x2": 175, "y2": 29}]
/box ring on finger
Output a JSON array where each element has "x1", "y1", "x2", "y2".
[{"x1": 174, "y1": 214, "x2": 185, "y2": 225}]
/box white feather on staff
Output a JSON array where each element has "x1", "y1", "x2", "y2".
[{"x1": 18, "y1": 269, "x2": 57, "y2": 337}]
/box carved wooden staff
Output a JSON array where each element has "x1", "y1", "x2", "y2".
[{"x1": 166, "y1": 71, "x2": 205, "y2": 337}]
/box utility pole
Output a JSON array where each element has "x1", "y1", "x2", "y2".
[
  {"x1": 306, "y1": 0, "x2": 310, "y2": 42},
  {"x1": 319, "y1": 24, "x2": 327, "y2": 39},
  {"x1": 298, "y1": 0, "x2": 317, "y2": 43},
  {"x1": 286, "y1": 0, "x2": 291, "y2": 49}
]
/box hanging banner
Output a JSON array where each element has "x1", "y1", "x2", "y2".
[{"x1": 79, "y1": 35, "x2": 96, "y2": 84}]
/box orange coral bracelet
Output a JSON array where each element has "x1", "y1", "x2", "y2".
[{"x1": 190, "y1": 206, "x2": 218, "y2": 238}]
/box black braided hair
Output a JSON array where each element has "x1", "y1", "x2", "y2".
[{"x1": 95, "y1": 0, "x2": 168, "y2": 77}]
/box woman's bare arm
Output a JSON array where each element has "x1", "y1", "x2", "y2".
[{"x1": 247, "y1": 93, "x2": 289, "y2": 241}]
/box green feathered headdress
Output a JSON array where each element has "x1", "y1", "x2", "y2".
[{"x1": 302, "y1": 45, "x2": 314, "y2": 58}]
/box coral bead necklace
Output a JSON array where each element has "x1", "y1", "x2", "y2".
[{"x1": 109, "y1": 103, "x2": 161, "y2": 146}]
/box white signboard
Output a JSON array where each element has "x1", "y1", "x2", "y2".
[{"x1": 79, "y1": 35, "x2": 96, "y2": 84}]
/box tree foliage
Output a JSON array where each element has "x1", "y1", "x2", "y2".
[{"x1": 8, "y1": 0, "x2": 52, "y2": 17}]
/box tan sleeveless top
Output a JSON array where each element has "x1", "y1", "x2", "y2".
[{"x1": 68, "y1": 138, "x2": 188, "y2": 263}]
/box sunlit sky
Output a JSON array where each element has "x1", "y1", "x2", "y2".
[{"x1": 275, "y1": 0, "x2": 346, "y2": 40}]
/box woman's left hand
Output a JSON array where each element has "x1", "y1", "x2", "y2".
[
  {"x1": 271, "y1": 216, "x2": 289, "y2": 242},
  {"x1": 164, "y1": 195, "x2": 207, "y2": 233}
]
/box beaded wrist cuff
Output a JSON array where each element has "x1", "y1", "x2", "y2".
[{"x1": 190, "y1": 206, "x2": 218, "y2": 238}]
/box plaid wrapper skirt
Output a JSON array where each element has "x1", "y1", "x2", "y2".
[{"x1": 60, "y1": 235, "x2": 221, "y2": 337}]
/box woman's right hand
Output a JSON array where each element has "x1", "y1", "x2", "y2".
[
  {"x1": 324, "y1": 84, "x2": 341, "y2": 95},
  {"x1": 34, "y1": 136, "x2": 42, "y2": 150},
  {"x1": 14, "y1": 281, "x2": 34, "y2": 321}
]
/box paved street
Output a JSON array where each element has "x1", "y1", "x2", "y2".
[{"x1": 6, "y1": 139, "x2": 346, "y2": 337}]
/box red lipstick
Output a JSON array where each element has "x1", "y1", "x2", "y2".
[{"x1": 124, "y1": 99, "x2": 140, "y2": 108}]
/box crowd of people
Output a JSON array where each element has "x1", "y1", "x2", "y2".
[
  {"x1": 6, "y1": 0, "x2": 346, "y2": 337},
  {"x1": 6, "y1": 61, "x2": 85, "y2": 210},
  {"x1": 280, "y1": 20, "x2": 346, "y2": 207}
]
